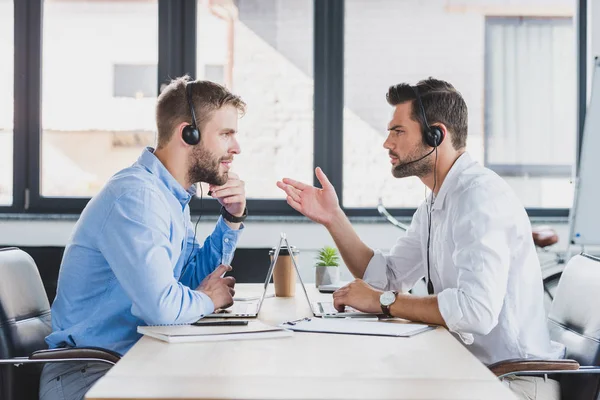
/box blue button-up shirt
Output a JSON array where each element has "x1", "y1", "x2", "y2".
[{"x1": 46, "y1": 147, "x2": 242, "y2": 355}]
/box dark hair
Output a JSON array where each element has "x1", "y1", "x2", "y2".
[
  {"x1": 386, "y1": 77, "x2": 467, "y2": 150},
  {"x1": 155, "y1": 75, "x2": 246, "y2": 149}
]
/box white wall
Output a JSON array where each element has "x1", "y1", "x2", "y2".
[
  {"x1": 0, "y1": 218, "x2": 403, "y2": 283},
  {"x1": 0, "y1": 219, "x2": 401, "y2": 249},
  {"x1": 0, "y1": 217, "x2": 583, "y2": 284}
]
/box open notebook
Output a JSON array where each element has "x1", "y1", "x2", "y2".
[{"x1": 138, "y1": 321, "x2": 292, "y2": 343}]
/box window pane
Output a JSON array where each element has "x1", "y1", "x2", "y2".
[
  {"x1": 42, "y1": 0, "x2": 158, "y2": 197},
  {"x1": 0, "y1": 0, "x2": 13, "y2": 205},
  {"x1": 486, "y1": 17, "x2": 575, "y2": 208},
  {"x1": 196, "y1": 0, "x2": 314, "y2": 199},
  {"x1": 343, "y1": 0, "x2": 575, "y2": 209}
]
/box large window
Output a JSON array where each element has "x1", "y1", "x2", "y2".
[
  {"x1": 0, "y1": 0, "x2": 13, "y2": 206},
  {"x1": 196, "y1": 0, "x2": 314, "y2": 200},
  {"x1": 485, "y1": 17, "x2": 575, "y2": 208},
  {"x1": 2, "y1": 0, "x2": 586, "y2": 216},
  {"x1": 41, "y1": 0, "x2": 158, "y2": 197},
  {"x1": 343, "y1": 0, "x2": 575, "y2": 209}
]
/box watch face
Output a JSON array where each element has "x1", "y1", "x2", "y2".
[{"x1": 380, "y1": 291, "x2": 396, "y2": 307}]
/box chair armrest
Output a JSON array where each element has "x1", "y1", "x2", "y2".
[
  {"x1": 532, "y1": 226, "x2": 559, "y2": 248},
  {"x1": 30, "y1": 347, "x2": 121, "y2": 365},
  {"x1": 489, "y1": 358, "x2": 579, "y2": 377}
]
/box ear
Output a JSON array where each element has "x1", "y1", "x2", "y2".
[
  {"x1": 432, "y1": 123, "x2": 448, "y2": 144},
  {"x1": 175, "y1": 122, "x2": 191, "y2": 146}
]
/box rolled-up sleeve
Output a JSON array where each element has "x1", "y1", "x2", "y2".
[
  {"x1": 438, "y1": 186, "x2": 511, "y2": 340},
  {"x1": 179, "y1": 216, "x2": 243, "y2": 293},
  {"x1": 363, "y1": 205, "x2": 426, "y2": 292},
  {"x1": 96, "y1": 188, "x2": 213, "y2": 325}
]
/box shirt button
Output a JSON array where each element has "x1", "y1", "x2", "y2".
[{"x1": 224, "y1": 238, "x2": 229, "y2": 243}]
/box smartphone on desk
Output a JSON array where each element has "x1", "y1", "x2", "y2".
[
  {"x1": 191, "y1": 320, "x2": 248, "y2": 327},
  {"x1": 318, "y1": 283, "x2": 347, "y2": 293}
]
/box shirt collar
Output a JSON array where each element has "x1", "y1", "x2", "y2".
[
  {"x1": 136, "y1": 147, "x2": 196, "y2": 206},
  {"x1": 431, "y1": 152, "x2": 474, "y2": 211}
]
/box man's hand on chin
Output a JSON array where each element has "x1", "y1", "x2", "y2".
[
  {"x1": 332, "y1": 279, "x2": 383, "y2": 314},
  {"x1": 209, "y1": 172, "x2": 246, "y2": 229}
]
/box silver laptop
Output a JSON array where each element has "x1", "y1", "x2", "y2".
[
  {"x1": 203, "y1": 234, "x2": 284, "y2": 318},
  {"x1": 278, "y1": 234, "x2": 380, "y2": 319}
]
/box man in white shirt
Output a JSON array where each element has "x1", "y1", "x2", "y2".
[{"x1": 277, "y1": 78, "x2": 564, "y2": 400}]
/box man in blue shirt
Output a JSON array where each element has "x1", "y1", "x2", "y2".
[{"x1": 39, "y1": 77, "x2": 247, "y2": 400}]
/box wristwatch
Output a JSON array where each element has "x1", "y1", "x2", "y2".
[
  {"x1": 220, "y1": 206, "x2": 248, "y2": 223},
  {"x1": 380, "y1": 290, "x2": 398, "y2": 317}
]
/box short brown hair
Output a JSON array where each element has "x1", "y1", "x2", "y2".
[
  {"x1": 386, "y1": 78, "x2": 468, "y2": 150},
  {"x1": 155, "y1": 76, "x2": 246, "y2": 148}
]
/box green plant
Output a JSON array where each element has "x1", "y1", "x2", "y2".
[{"x1": 315, "y1": 246, "x2": 340, "y2": 267}]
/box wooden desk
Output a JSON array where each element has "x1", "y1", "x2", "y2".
[{"x1": 86, "y1": 284, "x2": 516, "y2": 400}]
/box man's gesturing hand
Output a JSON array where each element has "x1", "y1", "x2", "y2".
[
  {"x1": 276, "y1": 167, "x2": 341, "y2": 227},
  {"x1": 197, "y1": 264, "x2": 236, "y2": 310}
]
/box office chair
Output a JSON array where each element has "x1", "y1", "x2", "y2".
[
  {"x1": 532, "y1": 226, "x2": 560, "y2": 249},
  {"x1": 0, "y1": 247, "x2": 120, "y2": 400},
  {"x1": 489, "y1": 253, "x2": 600, "y2": 400}
]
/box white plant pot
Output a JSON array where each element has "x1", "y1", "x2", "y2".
[{"x1": 315, "y1": 266, "x2": 340, "y2": 287}]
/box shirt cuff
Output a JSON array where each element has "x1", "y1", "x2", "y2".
[
  {"x1": 437, "y1": 288, "x2": 474, "y2": 345},
  {"x1": 213, "y1": 216, "x2": 244, "y2": 265},
  {"x1": 362, "y1": 250, "x2": 388, "y2": 290},
  {"x1": 196, "y1": 290, "x2": 216, "y2": 316}
]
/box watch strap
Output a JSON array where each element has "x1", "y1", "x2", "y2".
[{"x1": 220, "y1": 206, "x2": 247, "y2": 223}]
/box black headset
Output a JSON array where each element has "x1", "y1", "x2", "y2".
[
  {"x1": 410, "y1": 86, "x2": 444, "y2": 148},
  {"x1": 180, "y1": 81, "x2": 203, "y2": 279},
  {"x1": 409, "y1": 85, "x2": 443, "y2": 296},
  {"x1": 182, "y1": 81, "x2": 201, "y2": 146}
]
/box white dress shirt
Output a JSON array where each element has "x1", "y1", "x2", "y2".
[{"x1": 363, "y1": 152, "x2": 565, "y2": 365}]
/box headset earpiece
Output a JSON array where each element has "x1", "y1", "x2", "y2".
[
  {"x1": 425, "y1": 126, "x2": 444, "y2": 148},
  {"x1": 183, "y1": 81, "x2": 201, "y2": 146},
  {"x1": 182, "y1": 124, "x2": 200, "y2": 146}
]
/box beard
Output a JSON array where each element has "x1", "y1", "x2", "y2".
[
  {"x1": 391, "y1": 145, "x2": 434, "y2": 178},
  {"x1": 187, "y1": 144, "x2": 229, "y2": 186}
]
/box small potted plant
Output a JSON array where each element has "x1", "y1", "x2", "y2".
[{"x1": 315, "y1": 246, "x2": 341, "y2": 287}]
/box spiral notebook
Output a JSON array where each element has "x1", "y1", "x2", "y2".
[{"x1": 137, "y1": 321, "x2": 292, "y2": 343}]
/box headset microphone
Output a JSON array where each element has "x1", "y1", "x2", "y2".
[{"x1": 393, "y1": 147, "x2": 436, "y2": 168}]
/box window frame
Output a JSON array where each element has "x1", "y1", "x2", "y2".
[{"x1": 2, "y1": 0, "x2": 586, "y2": 219}]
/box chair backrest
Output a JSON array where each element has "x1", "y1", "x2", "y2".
[
  {"x1": 547, "y1": 253, "x2": 600, "y2": 400},
  {"x1": 0, "y1": 247, "x2": 52, "y2": 400}
]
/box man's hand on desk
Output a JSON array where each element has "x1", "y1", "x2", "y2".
[
  {"x1": 197, "y1": 264, "x2": 236, "y2": 310},
  {"x1": 333, "y1": 280, "x2": 446, "y2": 327},
  {"x1": 332, "y1": 279, "x2": 383, "y2": 314}
]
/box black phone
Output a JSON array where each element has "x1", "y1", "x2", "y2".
[
  {"x1": 318, "y1": 283, "x2": 344, "y2": 293},
  {"x1": 318, "y1": 287, "x2": 337, "y2": 294},
  {"x1": 191, "y1": 320, "x2": 248, "y2": 327}
]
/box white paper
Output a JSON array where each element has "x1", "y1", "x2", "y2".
[{"x1": 281, "y1": 318, "x2": 433, "y2": 337}]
